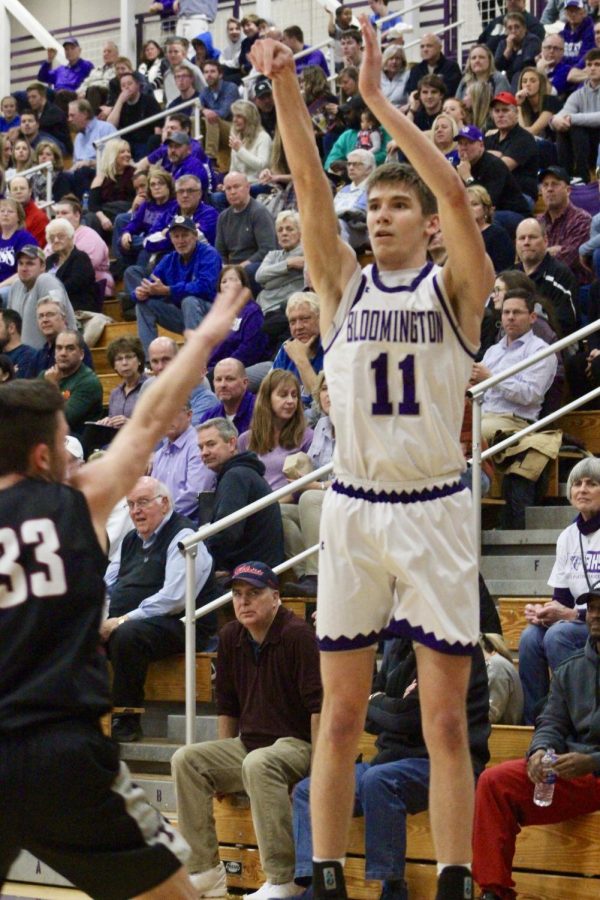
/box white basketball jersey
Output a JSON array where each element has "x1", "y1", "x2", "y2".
[{"x1": 323, "y1": 261, "x2": 478, "y2": 492}]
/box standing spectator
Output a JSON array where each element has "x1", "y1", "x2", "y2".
[
  {"x1": 40, "y1": 328, "x2": 103, "y2": 438},
  {"x1": 537, "y1": 165, "x2": 592, "y2": 284},
  {"x1": 107, "y1": 72, "x2": 162, "y2": 161},
  {"x1": 199, "y1": 357, "x2": 256, "y2": 434},
  {"x1": 228, "y1": 100, "x2": 273, "y2": 184},
  {"x1": 239, "y1": 15, "x2": 261, "y2": 76},
  {"x1": 52, "y1": 194, "x2": 114, "y2": 298},
  {"x1": 7, "y1": 252, "x2": 74, "y2": 350},
  {"x1": 215, "y1": 172, "x2": 277, "y2": 289},
  {"x1": 133, "y1": 215, "x2": 221, "y2": 353},
  {"x1": 0, "y1": 198, "x2": 37, "y2": 302},
  {"x1": 78, "y1": 41, "x2": 119, "y2": 112},
  {"x1": 45, "y1": 218, "x2": 98, "y2": 313},
  {"x1": 9, "y1": 176, "x2": 49, "y2": 248},
  {"x1": 37, "y1": 37, "x2": 94, "y2": 104},
  {"x1": 151, "y1": 402, "x2": 215, "y2": 518},
  {"x1": 86, "y1": 139, "x2": 136, "y2": 240},
  {"x1": 405, "y1": 33, "x2": 462, "y2": 98},
  {"x1": 200, "y1": 60, "x2": 240, "y2": 163},
  {"x1": 68, "y1": 99, "x2": 117, "y2": 196},
  {"x1": 219, "y1": 17, "x2": 243, "y2": 83},
  {"x1": 552, "y1": 48, "x2": 600, "y2": 182},
  {"x1": 282, "y1": 26, "x2": 330, "y2": 77},
  {"x1": 26, "y1": 82, "x2": 72, "y2": 153},
  {"x1": 207, "y1": 266, "x2": 268, "y2": 369},
  {"x1": 0, "y1": 308, "x2": 36, "y2": 378},
  {"x1": 172, "y1": 0, "x2": 218, "y2": 41}
]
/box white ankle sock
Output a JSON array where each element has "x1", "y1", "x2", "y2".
[{"x1": 437, "y1": 863, "x2": 472, "y2": 875}]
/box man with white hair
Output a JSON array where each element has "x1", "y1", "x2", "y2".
[
  {"x1": 333, "y1": 149, "x2": 376, "y2": 249},
  {"x1": 103, "y1": 475, "x2": 219, "y2": 742}
]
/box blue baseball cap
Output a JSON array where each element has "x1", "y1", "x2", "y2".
[
  {"x1": 226, "y1": 561, "x2": 279, "y2": 590},
  {"x1": 457, "y1": 125, "x2": 484, "y2": 142}
]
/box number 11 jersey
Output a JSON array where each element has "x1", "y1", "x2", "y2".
[{"x1": 323, "y1": 261, "x2": 478, "y2": 493}]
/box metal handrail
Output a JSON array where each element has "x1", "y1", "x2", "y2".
[
  {"x1": 402, "y1": 20, "x2": 464, "y2": 51},
  {"x1": 92, "y1": 97, "x2": 202, "y2": 168},
  {"x1": 6, "y1": 160, "x2": 53, "y2": 205},
  {"x1": 241, "y1": 40, "x2": 337, "y2": 99},
  {"x1": 469, "y1": 317, "x2": 600, "y2": 556}
]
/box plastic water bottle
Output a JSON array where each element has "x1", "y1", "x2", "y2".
[
  {"x1": 533, "y1": 747, "x2": 557, "y2": 807},
  {"x1": 82, "y1": 191, "x2": 90, "y2": 213}
]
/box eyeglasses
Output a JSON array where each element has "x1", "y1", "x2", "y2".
[
  {"x1": 126, "y1": 495, "x2": 163, "y2": 511},
  {"x1": 176, "y1": 187, "x2": 201, "y2": 194},
  {"x1": 114, "y1": 353, "x2": 138, "y2": 363}
]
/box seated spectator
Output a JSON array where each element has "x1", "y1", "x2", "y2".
[
  {"x1": 199, "y1": 357, "x2": 256, "y2": 434},
  {"x1": 272, "y1": 293, "x2": 323, "y2": 409},
  {"x1": 325, "y1": 5, "x2": 356, "y2": 70},
  {"x1": 472, "y1": 589, "x2": 600, "y2": 899},
  {"x1": 255, "y1": 210, "x2": 305, "y2": 321},
  {"x1": 485, "y1": 92, "x2": 540, "y2": 203},
  {"x1": 333, "y1": 149, "x2": 375, "y2": 250},
  {"x1": 323, "y1": 105, "x2": 388, "y2": 170},
  {"x1": 163, "y1": 131, "x2": 209, "y2": 195},
  {"x1": 404, "y1": 74, "x2": 446, "y2": 132},
  {"x1": 40, "y1": 327, "x2": 103, "y2": 438},
  {"x1": 77, "y1": 41, "x2": 119, "y2": 113},
  {"x1": 198, "y1": 60, "x2": 238, "y2": 169},
  {"x1": 171, "y1": 560, "x2": 321, "y2": 900},
  {"x1": 160, "y1": 37, "x2": 206, "y2": 107},
  {"x1": 37, "y1": 37, "x2": 94, "y2": 105},
  {"x1": 536, "y1": 34, "x2": 572, "y2": 100},
  {"x1": 430, "y1": 112, "x2": 459, "y2": 163},
  {"x1": 190, "y1": 32, "x2": 220, "y2": 71},
  {"x1": 17, "y1": 109, "x2": 59, "y2": 151},
  {"x1": 552, "y1": 48, "x2": 600, "y2": 182},
  {"x1": 282, "y1": 25, "x2": 330, "y2": 77},
  {"x1": 31, "y1": 142, "x2": 73, "y2": 205},
  {"x1": 142, "y1": 173, "x2": 218, "y2": 261},
  {"x1": 239, "y1": 15, "x2": 261, "y2": 76},
  {"x1": 227, "y1": 100, "x2": 273, "y2": 185},
  {"x1": 281, "y1": 372, "x2": 334, "y2": 597},
  {"x1": 292, "y1": 637, "x2": 489, "y2": 900},
  {"x1": 301, "y1": 65, "x2": 339, "y2": 156},
  {"x1": 5, "y1": 135, "x2": 34, "y2": 181},
  {"x1": 139, "y1": 334, "x2": 217, "y2": 425},
  {"x1": 0, "y1": 95, "x2": 19, "y2": 137},
  {"x1": 339, "y1": 30, "x2": 363, "y2": 70},
  {"x1": 479, "y1": 0, "x2": 544, "y2": 55},
  {"x1": 113, "y1": 166, "x2": 178, "y2": 273},
  {"x1": 219, "y1": 17, "x2": 243, "y2": 83},
  {"x1": 104, "y1": 476, "x2": 218, "y2": 742},
  {"x1": 151, "y1": 402, "x2": 215, "y2": 519},
  {"x1": 565, "y1": 19, "x2": 600, "y2": 87},
  {"x1": 0, "y1": 133, "x2": 12, "y2": 171},
  {"x1": 443, "y1": 98, "x2": 471, "y2": 130},
  {"x1": 518, "y1": 457, "x2": 600, "y2": 724},
  {"x1": 561, "y1": 0, "x2": 594, "y2": 69},
  {"x1": 480, "y1": 633, "x2": 524, "y2": 724},
  {"x1": 0, "y1": 308, "x2": 36, "y2": 378},
  {"x1": 467, "y1": 184, "x2": 515, "y2": 273},
  {"x1": 167, "y1": 65, "x2": 200, "y2": 118},
  {"x1": 215, "y1": 172, "x2": 278, "y2": 290},
  {"x1": 515, "y1": 68, "x2": 562, "y2": 154},
  {"x1": 0, "y1": 197, "x2": 37, "y2": 303},
  {"x1": 380, "y1": 44, "x2": 410, "y2": 107},
  {"x1": 94, "y1": 336, "x2": 147, "y2": 432},
  {"x1": 101, "y1": 56, "x2": 138, "y2": 113},
  {"x1": 9, "y1": 175, "x2": 49, "y2": 247},
  {"x1": 494, "y1": 12, "x2": 541, "y2": 84},
  {"x1": 67, "y1": 99, "x2": 117, "y2": 196},
  {"x1": 45, "y1": 217, "x2": 98, "y2": 313},
  {"x1": 107, "y1": 72, "x2": 161, "y2": 161},
  {"x1": 86, "y1": 139, "x2": 136, "y2": 240},
  {"x1": 28, "y1": 295, "x2": 92, "y2": 377},
  {"x1": 198, "y1": 417, "x2": 285, "y2": 570},
  {"x1": 406, "y1": 32, "x2": 462, "y2": 98},
  {"x1": 456, "y1": 44, "x2": 511, "y2": 102},
  {"x1": 52, "y1": 194, "x2": 114, "y2": 298},
  {"x1": 470, "y1": 289, "x2": 559, "y2": 529},
  {"x1": 537, "y1": 165, "x2": 592, "y2": 285},
  {"x1": 139, "y1": 112, "x2": 216, "y2": 191},
  {"x1": 7, "y1": 249, "x2": 74, "y2": 349},
  {"x1": 207, "y1": 266, "x2": 268, "y2": 370},
  {"x1": 132, "y1": 215, "x2": 222, "y2": 353},
  {"x1": 254, "y1": 78, "x2": 277, "y2": 139},
  {"x1": 515, "y1": 217, "x2": 578, "y2": 336},
  {"x1": 238, "y1": 370, "x2": 313, "y2": 492},
  {"x1": 26, "y1": 81, "x2": 72, "y2": 154},
  {"x1": 137, "y1": 40, "x2": 164, "y2": 102}
]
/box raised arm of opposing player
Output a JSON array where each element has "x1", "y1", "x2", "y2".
[
  {"x1": 358, "y1": 16, "x2": 494, "y2": 345},
  {"x1": 249, "y1": 38, "x2": 357, "y2": 335},
  {"x1": 75, "y1": 285, "x2": 248, "y2": 544}
]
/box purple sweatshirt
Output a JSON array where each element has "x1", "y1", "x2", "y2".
[
  {"x1": 38, "y1": 58, "x2": 94, "y2": 91},
  {"x1": 123, "y1": 198, "x2": 179, "y2": 237}
]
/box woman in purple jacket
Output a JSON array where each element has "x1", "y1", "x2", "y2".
[{"x1": 207, "y1": 265, "x2": 269, "y2": 369}]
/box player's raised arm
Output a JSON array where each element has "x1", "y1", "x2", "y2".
[
  {"x1": 249, "y1": 38, "x2": 357, "y2": 334},
  {"x1": 75, "y1": 285, "x2": 248, "y2": 540},
  {"x1": 358, "y1": 16, "x2": 494, "y2": 342}
]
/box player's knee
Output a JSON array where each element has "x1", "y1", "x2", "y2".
[
  {"x1": 320, "y1": 703, "x2": 365, "y2": 747},
  {"x1": 424, "y1": 706, "x2": 468, "y2": 752}
]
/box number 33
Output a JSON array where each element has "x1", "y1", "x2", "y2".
[{"x1": 0, "y1": 520, "x2": 67, "y2": 609}]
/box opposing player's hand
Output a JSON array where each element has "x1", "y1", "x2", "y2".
[
  {"x1": 358, "y1": 15, "x2": 383, "y2": 101},
  {"x1": 249, "y1": 38, "x2": 295, "y2": 79},
  {"x1": 192, "y1": 281, "x2": 250, "y2": 348}
]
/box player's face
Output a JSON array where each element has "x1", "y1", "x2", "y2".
[
  {"x1": 570, "y1": 475, "x2": 600, "y2": 519},
  {"x1": 198, "y1": 426, "x2": 236, "y2": 471},
  {"x1": 367, "y1": 182, "x2": 437, "y2": 269},
  {"x1": 270, "y1": 383, "x2": 299, "y2": 423},
  {"x1": 231, "y1": 582, "x2": 279, "y2": 633},
  {"x1": 288, "y1": 304, "x2": 319, "y2": 343}
]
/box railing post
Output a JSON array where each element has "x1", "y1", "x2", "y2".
[
  {"x1": 0, "y1": 3, "x2": 11, "y2": 99},
  {"x1": 193, "y1": 99, "x2": 201, "y2": 141},
  {"x1": 185, "y1": 546, "x2": 198, "y2": 745},
  {"x1": 471, "y1": 395, "x2": 483, "y2": 563}
]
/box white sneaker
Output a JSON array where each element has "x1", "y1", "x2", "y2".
[
  {"x1": 243, "y1": 881, "x2": 304, "y2": 900},
  {"x1": 190, "y1": 862, "x2": 228, "y2": 898}
]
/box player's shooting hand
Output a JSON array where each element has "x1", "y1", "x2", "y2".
[
  {"x1": 249, "y1": 38, "x2": 295, "y2": 79},
  {"x1": 358, "y1": 15, "x2": 383, "y2": 101},
  {"x1": 552, "y1": 752, "x2": 596, "y2": 779}
]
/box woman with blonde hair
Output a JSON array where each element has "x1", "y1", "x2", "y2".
[
  {"x1": 228, "y1": 99, "x2": 273, "y2": 183},
  {"x1": 467, "y1": 79, "x2": 494, "y2": 133},
  {"x1": 430, "y1": 112, "x2": 458, "y2": 162},
  {"x1": 480, "y1": 633, "x2": 524, "y2": 724},
  {"x1": 238, "y1": 369, "x2": 313, "y2": 490},
  {"x1": 86, "y1": 139, "x2": 135, "y2": 240},
  {"x1": 380, "y1": 44, "x2": 410, "y2": 107},
  {"x1": 456, "y1": 44, "x2": 510, "y2": 101}
]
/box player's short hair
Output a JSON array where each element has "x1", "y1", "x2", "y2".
[
  {"x1": 502, "y1": 289, "x2": 535, "y2": 313},
  {"x1": 0, "y1": 380, "x2": 64, "y2": 476},
  {"x1": 365, "y1": 163, "x2": 437, "y2": 216},
  {"x1": 567, "y1": 457, "x2": 600, "y2": 498},
  {"x1": 197, "y1": 417, "x2": 239, "y2": 442}
]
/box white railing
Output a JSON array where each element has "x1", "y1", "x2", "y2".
[
  {"x1": 7, "y1": 159, "x2": 53, "y2": 206},
  {"x1": 403, "y1": 20, "x2": 465, "y2": 63},
  {"x1": 178, "y1": 462, "x2": 332, "y2": 744},
  {"x1": 468, "y1": 317, "x2": 600, "y2": 559},
  {"x1": 242, "y1": 39, "x2": 337, "y2": 99},
  {"x1": 93, "y1": 97, "x2": 203, "y2": 168}
]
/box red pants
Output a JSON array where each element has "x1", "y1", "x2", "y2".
[{"x1": 472, "y1": 758, "x2": 600, "y2": 899}]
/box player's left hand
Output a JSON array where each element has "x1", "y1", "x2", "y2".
[
  {"x1": 358, "y1": 15, "x2": 383, "y2": 101},
  {"x1": 552, "y1": 752, "x2": 596, "y2": 779},
  {"x1": 249, "y1": 38, "x2": 295, "y2": 79}
]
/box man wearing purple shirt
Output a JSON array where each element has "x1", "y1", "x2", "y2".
[
  {"x1": 199, "y1": 358, "x2": 256, "y2": 435},
  {"x1": 282, "y1": 26, "x2": 330, "y2": 76},
  {"x1": 151, "y1": 403, "x2": 216, "y2": 520},
  {"x1": 38, "y1": 37, "x2": 94, "y2": 93},
  {"x1": 165, "y1": 132, "x2": 210, "y2": 195}
]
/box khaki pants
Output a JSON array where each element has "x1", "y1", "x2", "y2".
[
  {"x1": 202, "y1": 116, "x2": 232, "y2": 162},
  {"x1": 171, "y1": 735, "x2": 311, "y2": 882},
  {"x1": 281, "y1": 491, "x2": 325, "y2": 577}
]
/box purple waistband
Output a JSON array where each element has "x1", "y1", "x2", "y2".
[{"x1": 331, "y1": 479, "x2": 465, "y2": 504}]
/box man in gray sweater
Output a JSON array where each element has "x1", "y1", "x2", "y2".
[
  {"x1": 215, "y1": 173, "x2": 277, "y2": 292},
  {"x1": 7, "y1": 245, "x2": 76, "y2": 349},
  {"x1": 552, "y1": 47, "x2": 600, "y2": 180}
]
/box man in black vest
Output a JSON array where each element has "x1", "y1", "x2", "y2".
[{"x1": 103, "y1": 475, "x2": 218, "y2": 742}]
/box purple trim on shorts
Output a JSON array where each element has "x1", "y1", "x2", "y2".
[
  {"x1": 332, "y1": 479, "x2": 465, "y2": 504},
  {"x1": 318, "y1": 619, "x2": 476, "y2": 656},
  {"x1": 432, "y1": 274, "x2": 478, "y2": 360},
  {"x1": 323, "y1": 274, "x2": 367, "y2": 355},
  {"x1": 371, "y1": 261, "x2": 433, "y2": 294}
]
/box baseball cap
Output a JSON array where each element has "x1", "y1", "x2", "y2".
[
  {"x1": 565, "y1": 0, "x2": 584, "y2": 7},
  {"x1": 456, "y1": 125, "x2": 484, "y2": 142},
  {"x1": 538, "y1": 165, "x2": 570, "y2": 184},
  {"x1": 254, "y1": 79, "x2": 273, "y2": 98},
  {"x1": 168, "y1": 215, "x2": 198, "y2": 234},
  {"x1": 491, "y1": 91, "x2": 518, "y2": 107},
  {"x1": 62, "y1": 36, "x2": 80, "y2": 47},
  {"x1": 574, "y1": 589, "x2": 600, "y2": 605},
  {"x1": 166, "y1": 131, "x2": 191, "y2": 146},
  {"x1": 225, "y1": 561, "x2": 279, "y2": 590},
  {"x1": 17, "y1": 244, "x2": 46, "y2": 262},
  {"x1": 65, "y1": 435, "x2": 84, "y2": 461}
]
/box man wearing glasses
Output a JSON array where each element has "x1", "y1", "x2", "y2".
[{"x1": 103, "y1": 474, "x2": 218, "y2": 742}]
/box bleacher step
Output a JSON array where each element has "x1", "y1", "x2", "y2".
[
  {"x1": 526, "y1": 505, "x2": 574, "y2": 530},
  {"x1": 480, "y1": 554, "x2": 554, "y2": 583},
  {"x1": 130, "y1": 773, "x2": 176, "y2": 812},
  {"x1": 167, "y1": 713, "x2": 218, "y2": 743},
  {"x1": 7, "y1": 852, "x2": 73, "y2": 889},
  {"x1": 482, "y1": 529, "x2": 561, "y2": 553},
  {"x1": 486, "y1": 579, "x2": 554, "y2": 596}
]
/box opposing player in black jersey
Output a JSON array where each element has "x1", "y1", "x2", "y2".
[{"x1": 0, "y1": 286, "x2": 247, "y2": 900}]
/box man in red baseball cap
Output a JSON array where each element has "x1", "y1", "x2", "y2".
[{"x1": 485, "y1": 91, "x2": 539, "y2": 202}]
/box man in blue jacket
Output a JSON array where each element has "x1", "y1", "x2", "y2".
[{"x1": 133, "y1": 215, "x2": 221, "y2": 354}]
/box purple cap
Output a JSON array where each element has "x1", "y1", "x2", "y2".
[
  {"x1": 62, "y1": 36, "x2": 80, "y2": 47},
  {"x1": 226, "y1": 561, "x2": 279, "y2": 590},
  {"x1": 565, "y1": 0, "x2": 584, "y2": 7},
  {"x1": 456, "y1": 125, "x2": 484, "y2": 142}
]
